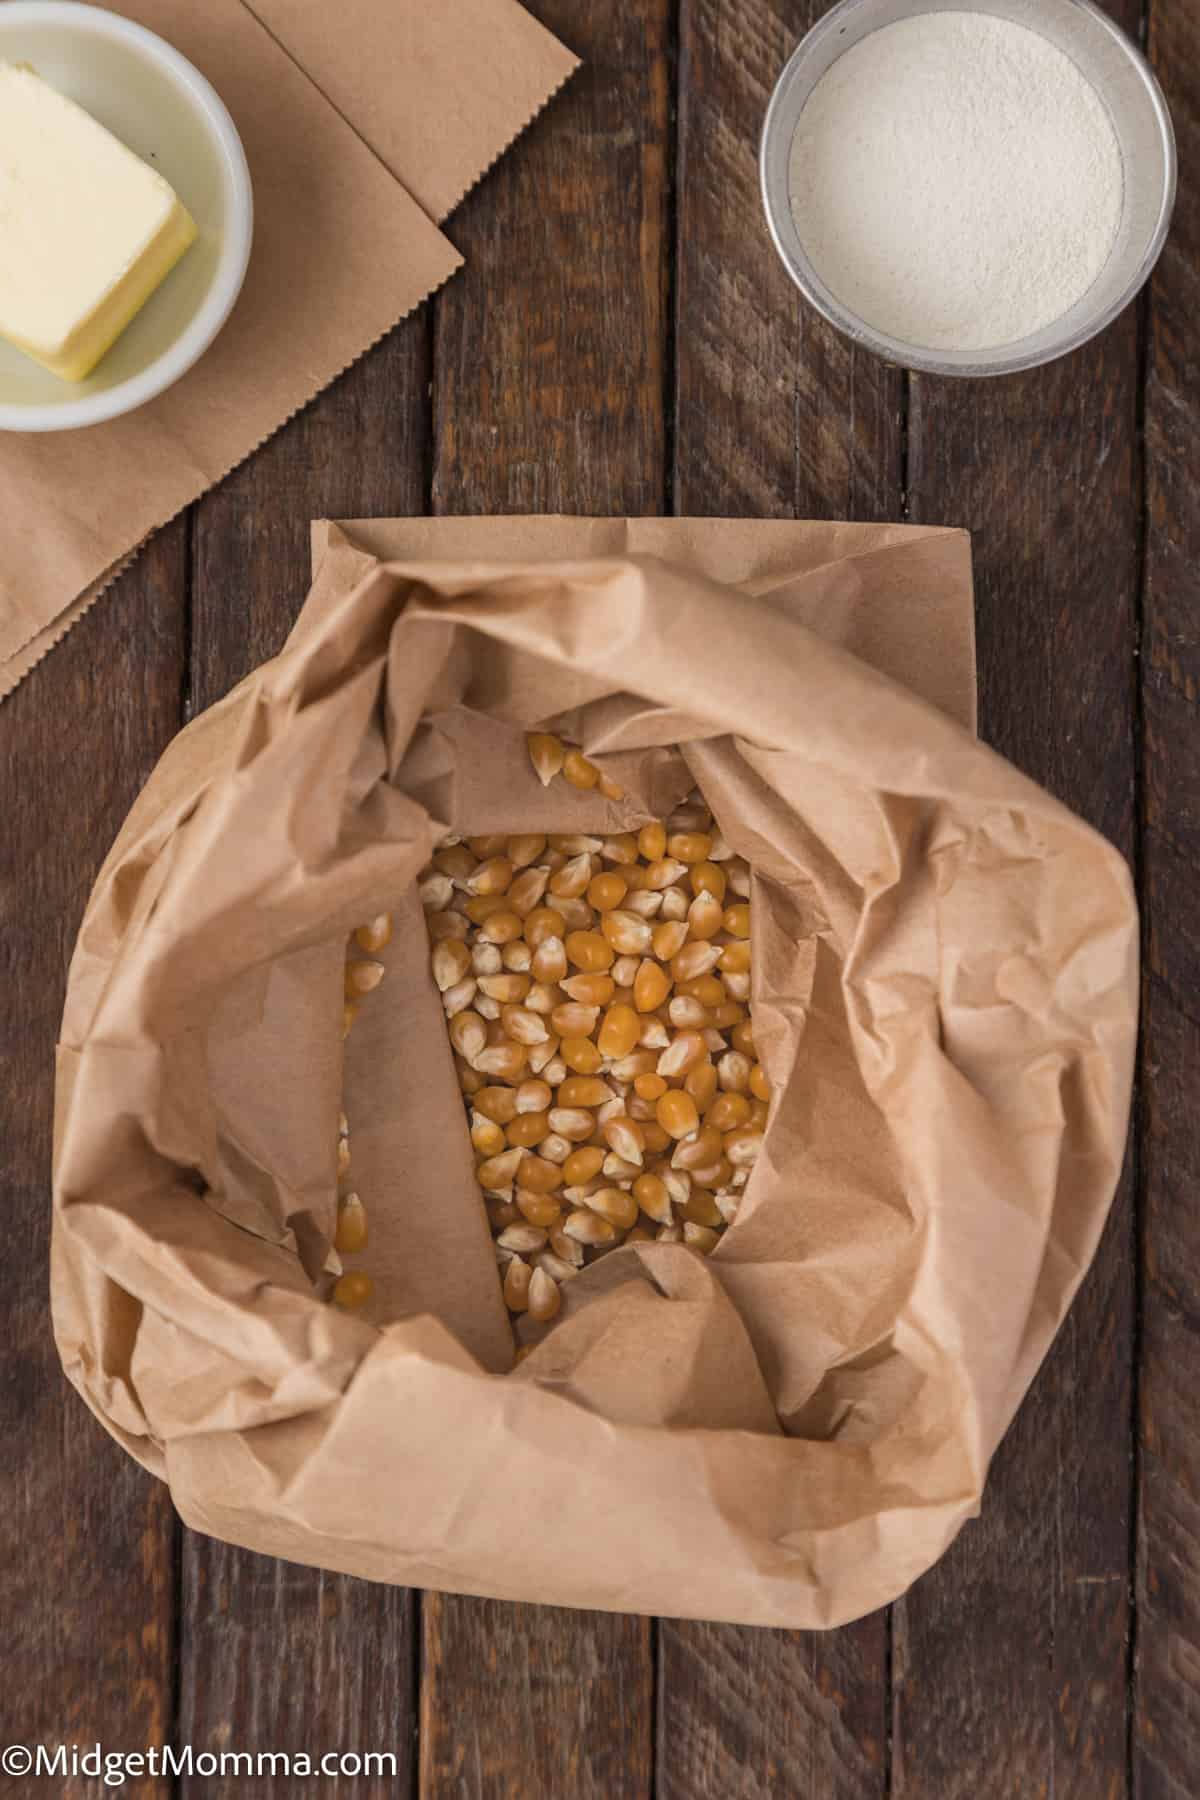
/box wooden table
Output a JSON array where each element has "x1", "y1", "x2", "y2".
[{"x1": 2, "y1": 2, "x2": 1194, "y2": 1794}]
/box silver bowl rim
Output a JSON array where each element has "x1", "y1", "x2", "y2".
[{"x1": 759, "y1": 0, "x2": 1178, "y2": 378}]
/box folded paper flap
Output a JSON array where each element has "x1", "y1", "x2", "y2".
[
  {"x1": 0, "y1": 0, "x2": 576, "y2": 697},
  {"x1": 252, "y1": 0, "x2": 580, "y2": 223},
  {"x1": 317, "y1": 515, "x2": 977, "y2": 733},
  {"x1": 52, "y1": 543, "x2": 1137, "y2": 1629}
]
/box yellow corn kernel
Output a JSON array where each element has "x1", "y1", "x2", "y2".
[
  {"x1": 749, "y1": 1062, "x2": 771, "y2": 1103},
  {"x1": 708, "y1": 1091, "x2": 752, "y2": 1131},
  {"x1": 723, "y1": 903, "x2": 751, "y2": 939},
  {"x1": 550, "y1": 852, "x2": 593, "y2": 899},
  {"x1": 471, "y1": 1113, "x2": 506, "y2": 1156},
  {"x1": 507, "y1": 1112, "x2": 550, "y2": 1148},
  {"x1": 724, "y1": 1128, "x2": 763, "y2": 1168},
  {"x1": 478, "y1": 973, "x2": 532, "y2": 1004},
  {"x1": 477, "y1": 1147, "x2": 524, "y2": 1190},
  {"x1": 557, "y1": 1075, "x2": 611, "y2": 1108},
  {"x1": 690, "y1": 861, "x2": 727, "y2": 902},
  {"x1": 598, "y1": 774, "x2": 626, "y2": 803},
  {"x1": 656, "y1": 1088, "x2": 700, "y2": 1140},
  {"x1": 501, "y1": 1005, "x2": 549, "y2": 1046},
  {"x1": 529, "y1": 936, "x2": 566, "y2": 984},
  {"x1": 603, "y1": 833, "x2": 639, "y2": 864},
  {"x1": 334, "y1": 1193, "x2": 369, "y2": 1254},
  {"x1": 718, "y1": 1050, "x2": 752, "y2": 1092},
  {"x1": 657, "y1": 1031, "x2": 708, "y2": 1079},
  {"x1": 563, "y1": 1209, "x2": 618, "y2": 1247},
  {"x1": 508, "y1": 867, "x2": 550, "y2": 915},
  {"x1": 468, "y1": 856, "x2": 514, "y2": 896},
  {"x1": 355, "y1": 914, "x2": 393, "y2": 953},
  {"x1": 487, "y1": 1197, "x2": 520, "y2": 1230},
  {"x1": 603, "y1": 1116, "x2": 645, "y2": 1165},
  {"x1": 621, "y1": 862, "x2": 649, "y2": 892},
  {"x1": 474, "y1": 1042, "x2": 528, "y2": 1082},
  {"x1": 551, "y1": 1003, "x2": 599, "y2": 1039},
  {"x1": 632, "y1": 1172, "x2": 672, "y2": 1223},
  {"x1": 670, "y1": 943, "x2": 722, "y2": 984},
  {"x1": 548, "y1": 1106, "x2": 597, "y2": 1141},
  {"x1": 731, "y1": 1017, "x2": 757, "y2": 1058},
  {"x1": 688, "y1": 892, "x2": 724, "y2": 941},
  {"x1": 563, "y1": 748, "x2": 600, "y2": 789},
  {"x1": 634, "y1": 1072, "x2": 667, "y2": 1102},
  {"x1": 560, "y1": 1035, "x2": 604, "y2": 1075},
  {"x1": 585, "y1": 1187, "x2": 639, "y2": 1230},
  {"x1": 516, "y1": 1190, "x2": 562, "y2": 1229},
  {"x1": 463, "y1": 894, "x2": 508, "y2": 925},
  {"x1": 683, "y1": 1222, "x2": 720, "y2": 1254},
  {"x1": 667, "y1": 831, "x2": 713, "y2": 864},
  {"x1": 597, "y1": 1003, "x2": 641, "y2": 1060},
  {"x1": 528, "y1": 732, "x2": 566, "y2": 786},
  {"x1": 638, "y1": 822, "x2": 667, "y2": 861},
  {"x1": 565, "y1": 930, "x2": 615, "y2": 973},
  {"x1": 474, "y1": 1086, "x2": 519, "y2": 1124},
  {"x1": 478, "y1": 909, "x2": 524, "y2": 944},
  {"x1": 748, "y1": 1098, "x2": 769, "y2": 1130},
  {"x1": 634, "y1": 958, "x2": 672, "y2": 1013},
  {"x1": 562, "y1": 1146, "x2": 606, "y2": 1186},
  {"x1": 516, "y1": 1154, "x2": 560, "y2": 1194},
  {"x1": 457, "y1": 1058, "x2": 484, "y2": 1095},
  {"x1": 588, "y1": 871, "x2": 628, "y2": 912},
  {"x1": 431, "y1": 937, "x2": 471, "y2": 991},
  {"x1": 641, "y1": 1120, "x2": 671, "y2": 1154},
  {"x1": 645, "y1": 857, "x2": 688, "y2": 891},
  {"x1": 678, "y1": 974, "x2": 724, "y2": 1007},
  {"x1": 524, "y1": 906, "x2": 567, "y2": 949},
  {"x1": 668, "y1": 995, "x2": 711, "y2": 1030},
  {"x1": 467, "y1": 834, "x2": 508, "y2": 859},
  {"x1": 719, "y1": 939, "x2": 752, "y2": 974},
  {"x1": 449, "y1": 1011, "x2": 486, "y2": 1062},
  {"x1": 507, "y1": 833, "x2": 547, "y2": 868},
  {"x1": 651, "y1": 920, "x2": 689, "y2": 961},
  {"x1": 434, "y1": 844, "x2": 474, "y2": 880},
  {"x1": 333, "y1": 1271, "x2": 374, "y2": 1310},
  {"x1": 503, "y1": 1258, "x2": 533, "y2": 1312},
  {"x1": 561, "y1": 972, "x2": 616, "y2": 1006},
  {"x1": 710, "y1": 1001, "x2": 745, "y2": 1030},
  {"x1": 345, "y1": 959, "x2": 385, "y2": 998},
  {"x1": 516, "y1": 1078, "x2": 553, "y2": 1114},
  {"x1": 600, "y1": 910, "x2": 652, "y2": 957},
  {"x1": 527, "y1": 1265, "x2": 562, "y2": 1321},
  {"x1": 673, "y1": 1125, "x2": 723, "y2": 1171},
  {"x1": 683, "y1": 1186, "x2": 724, "y2": 1229}
]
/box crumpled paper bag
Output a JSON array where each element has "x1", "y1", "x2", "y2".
[{"x1": 51, "y1": 523, "x2": 1137, "y2": 1629}]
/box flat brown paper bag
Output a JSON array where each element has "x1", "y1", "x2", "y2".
[
  {"x1": 0, "y1": 0, "x2": 576, "y2": 698},
  {"x1": 52, "y1": 521, "x2": 1138, "y2": 1629}
]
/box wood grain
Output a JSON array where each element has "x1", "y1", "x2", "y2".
[
  {"x1": 177, "y1": 323, "x2": 431, "y2": 1799},
  {"x1": 659, "y1": 6, "x2": 899, "y2": 1796},
  {"x1": 674, "y1": 0, "x2": 902, "y2": 522},
  {"x1": 1134, "y1": 3, "x2": 1200, "y2": 1795},
  {"x1": 422, "y1": 2, "x2": 668, "y2": 1794},
  {"x1": 895, "y1": 0, "x2": 1142, "y2": 1771},
  {"x1": 0, "y1": 534, "x2": 187, "y2": 1798}
]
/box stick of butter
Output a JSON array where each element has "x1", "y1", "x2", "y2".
[{"x1": 0, "y1": 63, "x2": 198, "y2": 382}]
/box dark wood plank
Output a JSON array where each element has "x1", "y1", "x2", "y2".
[
  {"x1": 1134, "y1": 5, "x2": 1200, "y2": 1795},
  {"x1": 0, "y1": 532, "x2": 187, "y2": 1798},
  {"x1": 422, "y1": 1601, "x2": 653, "y2": 1799},
  {"x1": 658, "y1": 6, "x2": 900, "y2": 1796},
  {"x1": 674, "y1": 0, "x2": 903, "y2": 524},
  {"x1": 179, "y1": 322, "x2": 430, "y2": 1799},
  {"x1": 431, "y1": 0, "x2": 669, "y2": 520},
  {"x1": 894, "y1": 6, "x2": 1141, "y2": 1787},
  {"x1": 422, "y1": 2, "x2": 668, "y2": 1793}
]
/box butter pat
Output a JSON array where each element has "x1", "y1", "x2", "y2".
[{"x1": 0, "y1": 63, "x2": 197, "y2": 381}]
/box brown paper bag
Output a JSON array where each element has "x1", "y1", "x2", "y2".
[{"x1": 52, "y1": 523, "x2": 1137, "y2": 1629}]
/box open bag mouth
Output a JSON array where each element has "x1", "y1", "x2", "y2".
[{"x1": 51, "y1": 532, "x2": 1137, "y2": 1629}]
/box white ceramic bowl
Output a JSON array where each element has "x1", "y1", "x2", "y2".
[
  {"x1": 760, "y1": 0, "x2": 1176, "y2": 377},
  {"x1": 0, "y1": 1, "x2": 252, "y2": 431}
]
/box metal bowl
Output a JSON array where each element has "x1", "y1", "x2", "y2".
[{"x1": 760, "y1": 0, "x2": 1176, "y2": 377}]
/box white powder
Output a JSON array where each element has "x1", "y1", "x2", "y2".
[{"x1": 787, "y1": 12, "x2": 1125, "y2": 352}]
